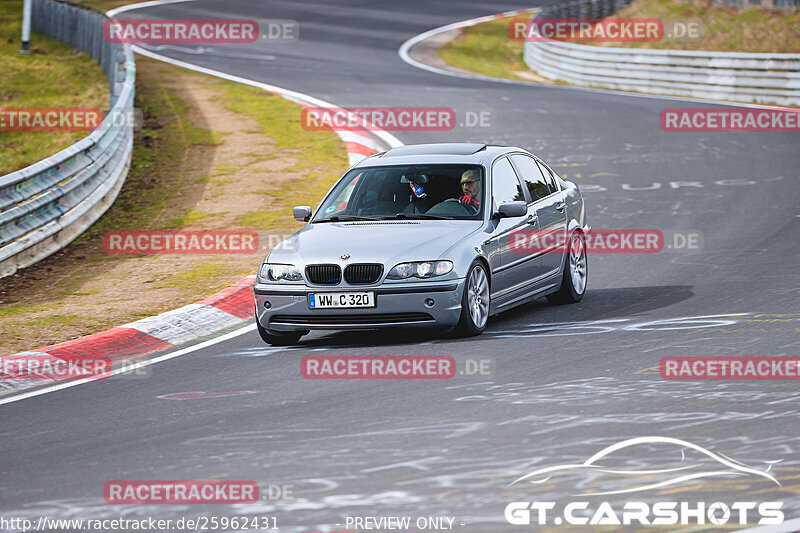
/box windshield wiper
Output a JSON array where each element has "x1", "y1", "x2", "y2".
[
  {"x1": 390, "y1": 213, "x2": 452, "y2": 220},
  {"x1": 315, "y1": 214, "x2": 386, "y2": 223}
]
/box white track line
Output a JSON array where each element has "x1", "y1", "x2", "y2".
[
  {"x1": 111, "y1": 1, "x2": 403, "y2": 149},
  {"x1": 2, "y1": 0, "x2": 408, "y2": 406},
  {"x1": 398, "y1": 8, "x2": 535, "y2": 78},
  {"x1": 0, "y1": 324, "x2": 256, "y2": 406},
  {"x1": 122, "y1": 45, "x2": 404, "y2": 149},
  {"x1": 398, "y1": 9, "x2": 796, "y2": 111},
  {"x1": 736, "y1": 518, "x2": 800, "y2": 533},
  {"x1": 106, "y1": 0, "x2": 196, "y2": 14}
]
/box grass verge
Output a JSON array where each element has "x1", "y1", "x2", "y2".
[
  {"x1": 438, "y1": 0, "x2": 800, "y2": 83},
  {"x1": 0, "y1": 53, "x2": 348, "y2": 354},
  {"x1": 597, "y1": 0, "x2": 800, "y2": 52},
  {"x1": 0, "y1": 0, "x2": 108, "y2": 175},
  {"x1": 438, "y1": 18, "x2": 528, "y2": 81}
]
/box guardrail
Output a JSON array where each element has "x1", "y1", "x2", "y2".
[
  {"x1": 0, "y1": 0, "x2": 135, "y2": 278},
  {"x1": 523, "y1": 0, "x2": 800, "y2": 106}
]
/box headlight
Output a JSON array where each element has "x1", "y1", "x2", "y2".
[
  {"x1": 387, "y1": 260, "x2": 453, "y2": 280},
  {"x1": 259, "y1": 263, "x2": 303, "y2": 282}
]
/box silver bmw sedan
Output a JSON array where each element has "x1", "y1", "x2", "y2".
[{"x1": 254, "y1": 143, "x2": 588, "y2": 345}]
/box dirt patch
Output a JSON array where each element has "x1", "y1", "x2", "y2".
[
  {"x1": 512, "y1": 69, "x2": 558, "y2": 84},
  {"x1": 154, "y1": 72, "x2": 296, "y2": 229},
  {"x1": 0, "y1": 57, "x2": 345, "y2": 354}
]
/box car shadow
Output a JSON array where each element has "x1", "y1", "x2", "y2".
[
  {"x1": 490, "y1": 284, "x2": 695, "y2": 329},
  {"x1": 297, "y1": 285, "x2": 694, "y2": 348}
]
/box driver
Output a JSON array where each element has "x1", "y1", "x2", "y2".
[{"x1": 458, "y1": 169, "x2": 481, "y2": 214}]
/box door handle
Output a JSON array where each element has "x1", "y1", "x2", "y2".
[
  {"x1": 556, "y1": 202, "x2": 566, "y2": 212},
  {"x1": 526, "y1": 214, "x2": 538, "y2": 224}
]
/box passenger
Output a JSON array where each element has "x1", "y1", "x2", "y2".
[{"x1": 458, "y1": 169, "x2": 481, "y2": 214}]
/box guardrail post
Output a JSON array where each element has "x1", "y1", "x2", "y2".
[
  {"x1": 111, "y1": 47, "x2": 127, "y2": 105},
  {"x1": 20, "y1": 0, "x2": 32, "y2": 52}
]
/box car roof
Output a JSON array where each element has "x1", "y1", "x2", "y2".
[{"x1": 352, "y1": 143, "x2": 529, "y2": 169}]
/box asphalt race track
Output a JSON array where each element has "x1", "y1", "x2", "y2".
[{"x1": 2, "y1": 1, "x2": 799, "y2": 531}]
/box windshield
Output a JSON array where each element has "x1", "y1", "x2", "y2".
[{"x1": 313, "y1": 164, "x2": 485, "y2": 222}]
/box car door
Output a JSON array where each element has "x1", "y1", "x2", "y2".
[
  {"x1": 509, "y1": 153, "x2": 557, "y2": 283},
  {"x1": 534, "y1": 158, "x2": 568, "y2": 277},
  {"x1": 485, "y1": 156, "x2": 539, "y2": 301}
]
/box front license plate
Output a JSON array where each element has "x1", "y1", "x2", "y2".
[{"x1": 308, "y1": 292, "x2": 375, "y2": 309}]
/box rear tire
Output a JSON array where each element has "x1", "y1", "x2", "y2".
[
  {"x1": 454, "y1": 261, "x2": 490, "y2": 336},
  {"x1": 256, "y1": 317, "x2": 306, "y2": 346},
  {"x1": 547, "y1": 232, "x2": 587, "y2": 305}
]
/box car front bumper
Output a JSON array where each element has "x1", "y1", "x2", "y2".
[{"x1": 254, "y1": 279, "x2": 465, "y2": 332}]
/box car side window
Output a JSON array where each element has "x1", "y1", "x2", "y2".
[
  {"x1": 535, "y1": 160, "x2": 559, "y2": 194},
  {"x1": 510, "y1": 154, "x2": 551, "y2": 202},
  {"x1": 491, "y1": 157, "x2": 525, "y2": 205}
]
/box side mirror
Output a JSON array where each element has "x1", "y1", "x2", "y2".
[
  {"x1": 293, "y1": 205, "x2": 312, "y2": 222},
  {"x1": 495, "y1": 201, "x2": 527, "y2": 219}
]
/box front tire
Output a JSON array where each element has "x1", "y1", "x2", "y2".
[
  {"x1": 547, "y1": 232, "x2": 587, "y2": 304},
  {"x1": 454, "y1": 261, "x2": 490, "y2": 336},
  {"x1": 256, "y1": 317, "x2": 306, "y2": 346}
]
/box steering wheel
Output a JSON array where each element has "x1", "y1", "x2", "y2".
[{"x1": 436, "y1": 198, "x2": 477, "y2": 215}]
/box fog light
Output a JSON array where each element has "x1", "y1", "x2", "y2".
[
  {"x1": 264, "y1": 301, "x2": 271, "y2": 309},
  {"x1": 424, "y1": 298, "x2": 435, "y2": 308}
]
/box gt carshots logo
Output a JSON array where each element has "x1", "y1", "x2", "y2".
[
  {"x1": 504, "y1": 501, "x2": 783, "y2": 526},
  {"x1": 504, "y1": 437, "x2": 784, "y2": 526}
]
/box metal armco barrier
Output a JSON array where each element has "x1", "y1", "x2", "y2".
[
  {"x1": 523, "y1": 0, "x2": 800, "y2": 106},
  {"x1": 0, "y1": 0, "x2": 135, "y2": 278}
]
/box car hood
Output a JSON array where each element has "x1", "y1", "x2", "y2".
[{"x1": 267, "y1": 220, "x2": 483, "y2": 266}]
